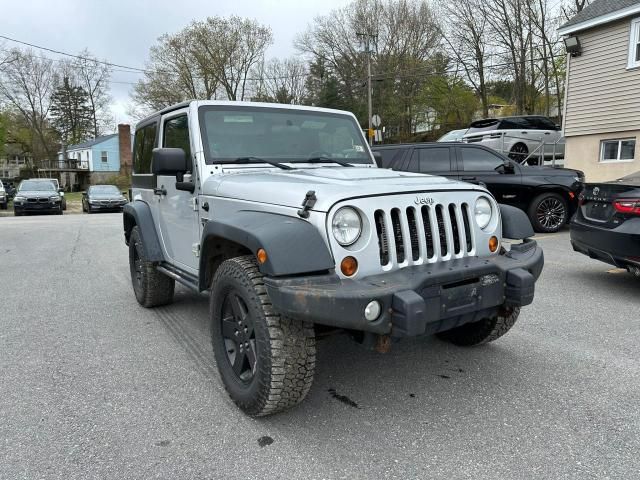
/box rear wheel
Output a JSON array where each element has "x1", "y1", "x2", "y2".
[
  {"x1": 437, "y1": 307, "x2": 520, "y2": 346},
  {"x1": 128, "y1": 226, "x2": 174, "y2": 307},
  {"x1": 528, "y1": 192, "x2": 567, "y2": 233},
  {"x1": 508, "y1": 143, "x2": 528, "y2": 163},
  {"x1": 210, "y1": 256, "x2": 316, "y2": 417}
]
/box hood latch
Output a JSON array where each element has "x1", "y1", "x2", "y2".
[{"x1": 297, "y1": 190, "x2": 317, "y2": 219}]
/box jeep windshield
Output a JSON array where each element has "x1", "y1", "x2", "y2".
[{"x1": 199, "y1": 106, "x2": 372, "y2": 165}]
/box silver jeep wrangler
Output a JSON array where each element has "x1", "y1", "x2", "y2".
[{"x1": 124, "y1": 101, "x2": 544, "y2": 416}]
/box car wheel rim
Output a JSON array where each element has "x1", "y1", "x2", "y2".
[
  {"x1": 536, "y1": 198, "x2": 565, "y2": 230},
  {"x1": 221, "y1": 292, "x2": 257, "y2": 384},
  {"x1": 509, "y1": 144, "x2": 528, "y2": 162}
]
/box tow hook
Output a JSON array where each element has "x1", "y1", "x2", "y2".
[{"x1": 375, "y1": 335, "x2": 391, "y2": 354}]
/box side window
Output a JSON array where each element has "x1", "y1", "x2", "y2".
[
  {"x1": 417, "y1": 148, "x2": 451, "y2": 173},
  {"x1": 406, "y1": 150, "x2": 419, "y2": 172},
  {"x1": 133, "y1": 122, "x2": 157, "y2": 174},
  {"x1": 461, "y1": 148, "x2": 505, "y2": 171},
  {"x1": 163, "y1": 114, "x2": 192, "y2": 171},
  {"x1": 378, "y1": 149, "x2": 398, "y2": 168}
]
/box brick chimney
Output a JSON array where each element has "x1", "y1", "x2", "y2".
[{"x1": 118, "y1": 124, "x2": 132, "y2": 176}]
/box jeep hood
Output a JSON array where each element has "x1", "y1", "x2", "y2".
[{"x1": 202, "y1": 167, "x2": 485, "y2": 211}]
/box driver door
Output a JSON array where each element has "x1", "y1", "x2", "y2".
[{"x1": 156, "y1": 110, "x2": 199, "y2": 273}]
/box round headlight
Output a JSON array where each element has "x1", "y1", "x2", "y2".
[
  {"x1": 332, "y1": 207, "x2": 362, "y2": 246},
  {"x1": 474, "y1": 197, "x2": 492, "y2": 229}
]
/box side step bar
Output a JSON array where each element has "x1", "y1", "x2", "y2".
[{"x1": 157, "y1": 263, "x2": 200, "y2": 292}]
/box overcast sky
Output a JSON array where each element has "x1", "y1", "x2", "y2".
[{"x1": 2, "y1": 0, "x2": 349, "y2": 128}]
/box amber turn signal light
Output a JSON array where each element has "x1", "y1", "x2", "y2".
[
  {"x1": 256, "y1": 248, "x2": 268, "y2": 264},
  {"x1": 340, "y1": 256, "x2": 358, "y2": 276},
  {"x1": 489, "y1": 236, "x2": 499, "y2": 253}
]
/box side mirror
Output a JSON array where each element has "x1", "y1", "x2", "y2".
[
  {"x1": 81, "y1": 191, "x2": 87, "y2": 196},
  {"x1": 503, "y1": 160, "x2": 515, "y2": 173},
  {"x1": 152, "y1": 148, "x2": 187, "y2": 177},
  {"x1": 58, "y1": 188, "x2": 64, "y2": 194},
  {"x1": 372, "y1": 151, "x2": 383, "y2": 168}
]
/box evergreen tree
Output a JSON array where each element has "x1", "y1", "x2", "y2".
[{"x1": 50, "y1": 77, "x2": 93, "y2": 145}]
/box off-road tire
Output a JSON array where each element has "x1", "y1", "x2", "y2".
[
  {"x1": 437, "y1": 307, "x2": 520, "y2": 346},
  {"x1": 210, "y1": 255, "x2": 316, "y2": 417},
  {"x1": 128, "y1": 226, "x2": 174, "y2": 308},
  {"x1": 528, "y1": 192, "x2": 567, "y2": 233},
  {"x1": 62, "y1": 198, "x2": 67, "y2": 211}
]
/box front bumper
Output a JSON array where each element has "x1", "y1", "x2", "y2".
[
  {"x1": 14, "y1": 202, "x2": 61, "y2": 213},
  {"x1": 265, "y1": 241, "x2": 544, "y2": 337},
  {"x1": 570, "y1": 216, "x2": 640, "y2": 268}
]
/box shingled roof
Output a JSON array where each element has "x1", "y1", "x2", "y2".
[
  {"x1": 559, "y1": 0, "x2": 640, "y2": 34},
  {"x1": 66, "y1": 134, "x2": 117, "y2": 151}
]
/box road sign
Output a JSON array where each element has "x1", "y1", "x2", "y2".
[{"x1": 371, "y1": 114, "x2": 381, "y2": 128}]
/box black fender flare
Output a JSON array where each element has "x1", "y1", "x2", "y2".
[
  {"x1": 123, "y1": 201, "x2": 164, "y2": 262},
  {"x1": 499, "y1": 204, "x2": 534, "y2": 240},
  {"x1": 199, "y1": 211, "x2": 334, "y2": 290}
]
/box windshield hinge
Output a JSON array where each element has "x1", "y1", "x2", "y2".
[
  {"x1": 297, "y1": 190, "x2": 317, "y2": 219},
  {"x1": 192, "y1": 243, "x2": 200, "y2": 258}
]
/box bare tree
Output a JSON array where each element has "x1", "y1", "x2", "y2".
[
  {"x1": 190, "y1": 16, "x2": 273, "y2": 101},
  {"x1": 438, "y1": 0, "x2": 491, "y2": 117},
  {"x1": 132, "y1": 28, "x2": 219, "y2": 113},
  {"x1": 0, "y1": 48, "x2": 57, "y2": 161},
  {"x1": 253, "y1": 57, "x2": 307, "y2": 104},
  {"x1": 73, "y1": 50, "x2": 112, "y2": 137},
  {"x1": 296, "y1": 0, "x2": 441, "y2": 136}
]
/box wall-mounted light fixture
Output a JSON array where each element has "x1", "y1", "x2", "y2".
[{"x1": 564, "y1": 36, "x2": 582, "y2": 57}]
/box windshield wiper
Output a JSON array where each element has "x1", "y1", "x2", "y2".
[
  {"x1": 232, "y1": 157, "x2": 293, "y2": 170},
  {"x1": 292, "y1": 156, "x2": 355, "y2": 167}
]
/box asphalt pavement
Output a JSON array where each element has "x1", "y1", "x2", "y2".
[{"x1": 1, "y1": 214, "x2": 638, "y2": 479}]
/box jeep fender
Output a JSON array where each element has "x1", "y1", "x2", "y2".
[
  {"x1": 199, "y1": 211, "x2": 334, "y2": 290},
  {"x1": 499, "y1": 204, "x2": 534, "y2": 240},
  {"x1": 123, "y1": 201, "x2": 165, "y2": 262}
]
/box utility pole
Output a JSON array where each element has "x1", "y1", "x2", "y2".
[{"x1": 357, "y1": 31, "x2": 376, "y2": 146}]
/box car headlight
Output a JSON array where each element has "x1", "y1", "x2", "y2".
[
  {"x1": 474, "y1": 197, "x2": 493, "y2": 229},
  {"x1": 50, "y1": 195, "x2": 60, "y2": 202},
  {"x1": 14, "y1": 196, "x2": 25, "y2": 203},
  {"x1": 332, "y1": 207, "x2": 362, "y2": 246}
]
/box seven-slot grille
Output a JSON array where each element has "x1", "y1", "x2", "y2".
[{"x1": 374, "y1": 202, "x2": 474, "y2": 267}]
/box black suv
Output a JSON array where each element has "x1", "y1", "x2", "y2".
[{"x1": 374, "y1": 142, "x2": 584, "y2": 233}]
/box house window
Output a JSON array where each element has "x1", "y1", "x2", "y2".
[
  {"x1": 101, "y1": 151, "x2": 108, "y2": 163},
  {"x1": 600, "y1": 138, "x2": 636, "y2": 162},
  {"x1": 630, "y1": 18, "x2": 640, "y2": 69}
]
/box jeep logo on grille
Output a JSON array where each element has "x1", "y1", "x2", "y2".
[{"x1": 414, "y1": 196, "x2": 435, "y2": 206}]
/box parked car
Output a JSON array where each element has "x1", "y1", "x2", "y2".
[
  {"x1": 463, "y1": 116, "x2": 565, "y2": 163},
  {"x1": 570, "y1": 171, "x2": 640, "y2": 277},
  {"x1": 1, "y1": 181, "x2": 16, "y2": 200},
  {"x1": 373, "y1": 142, "x2": 584, "y2": 233},
  {"x1": 437, "y1": 129, "x2": 467, "y2": 142},
  {"x1": 13, "y1": 179, "x2": 63, "y2": 216},
  {"x1": 82, "y1": 185, "x2": 128, "y2": 213},
  {"x1": 31, "y1": 178, "x2": 66, "y2": 210},
  {"x1": 123, "y1": 100, "x2": 544, "y2": 417},
  {"x1": 0, "y1": 180, "x2": 7, "y2": 210}
]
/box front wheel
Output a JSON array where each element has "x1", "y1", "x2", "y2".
[
  {"x1": 128, "y1": 226, "x2": 175, "y2": 307},
  {"x1": 437, "y1": 307, "x2": 520, "y2": 346},
  {"x1": 210, "y1": 256, "x2": 316, "y2": 417},
  {"x1": 528, "y1": 192, "x2": 567, "y2": 233}
]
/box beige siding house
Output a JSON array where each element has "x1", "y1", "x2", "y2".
[{"x1": 559, "y1": 0, "x2": 640, "y2": 181}]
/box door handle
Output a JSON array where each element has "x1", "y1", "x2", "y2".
[
  {"x1": 153, "y1": 187, "x2": 167, "y2": 196},
  {"x1": 520, "y1": 131, "x2": 528, "y2": 134},
  {"x1": 461, "y1": 176, "x2": 477, "y2": 181}
]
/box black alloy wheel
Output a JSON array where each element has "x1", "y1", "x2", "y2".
[
  {"x1": 508, "y1": 143, "x2": 528, "y2": 163},
  {"x1": 528, "y1": 192, "x2": 568, "y2": 233},
  {"x1": 220, "y1": 291, "x2": 257, "y2": 383}
]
